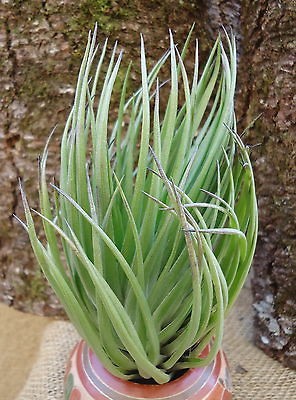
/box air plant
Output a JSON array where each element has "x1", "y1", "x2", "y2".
[{"x1": 18, "y1": 27, "x2": 258, "y2": 384}]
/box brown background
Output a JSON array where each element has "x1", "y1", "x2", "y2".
[{"x1": 0, "y1": 0, "x2": 295, "y2": 368}]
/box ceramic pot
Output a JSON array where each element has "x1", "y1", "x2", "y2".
[{"x1": 64, "y1": 340, "x2": 232, "y2": 400}]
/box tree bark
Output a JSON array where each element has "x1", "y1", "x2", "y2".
[
  {"x1": 0, "y1": 0, "x2": 295, "y2": 368},
  {"x1": 238, "y1": 0, "x2": 296, "y2": 369},
  {"x1": 0, "y1": 0, "x2": 241, "y2": 315}
]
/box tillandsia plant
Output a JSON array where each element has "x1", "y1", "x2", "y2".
[{"x1": 18, "y1": 26, "x2": 258, "y2": 384}]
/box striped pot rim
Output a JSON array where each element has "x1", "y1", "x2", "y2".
[{"x1": 64, "y1": 340, "x2": 232, "y2": 400}]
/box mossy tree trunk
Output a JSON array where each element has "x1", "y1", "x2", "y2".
[
  {"x1": 0, "y1": 0, "x2": 241, "y2": 314},
  {"x1": 0, "y1": 0, "x2": 295, "y2": 367}
]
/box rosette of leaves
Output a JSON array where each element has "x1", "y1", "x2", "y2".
[{"x1": 18, "y1": 27, "x2": 258, "y2": 384}]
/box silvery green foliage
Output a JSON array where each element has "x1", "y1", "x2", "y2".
[{"x1": 20, "y1": 27, "x2": 257, "y2": 383}]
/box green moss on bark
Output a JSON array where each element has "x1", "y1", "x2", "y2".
[{"x1": 66, "y1": 0, "x2": 136, "y2": 56}]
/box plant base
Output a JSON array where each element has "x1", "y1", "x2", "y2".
[{"x1": 64, "y1": 341, "x2": 232, "y2": 400}]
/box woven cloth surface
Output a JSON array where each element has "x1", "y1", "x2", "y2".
[{"x1": 17, "y1": 287, "x2": 296, "y2": 400}]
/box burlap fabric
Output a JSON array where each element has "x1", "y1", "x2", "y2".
[{"x1": 17, "y1": 287, "x2": 296, "y2": 400}]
